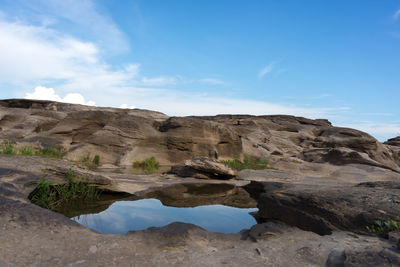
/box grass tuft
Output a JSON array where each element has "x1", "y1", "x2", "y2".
[
  {"x1": 1, "y1": 140, "x2": 16, "y2": 155},
  {"x1": 133, "y1": 157, "x2": 160, "y2": 174},
  {"x1": 19, "y1": 146, "x2": 34, "y2": 156},
  {"x1": 222, "y1": 156, "x2": 268, "y2": 171},
  {"x1": 28, "y1": 168, "x2": 101, "y2": 211},
  {"x1": 366, "y1": 217, "x2": 400, "y2": 237},
  {"x1": 35, "y1": 145, "x2": 66, "y2": 158},
  {"x1": 0, "y1": 140, "x2": 66, "y2": 159},
  {"x1": 93, "y1": 155, "x2": 100, "y2": 166}
]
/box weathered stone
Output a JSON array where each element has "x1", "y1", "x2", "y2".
[
  {"x1": 388, "y1": 231, "x2": 400, "y2": 250},
  {"x1": 384, "y1": 136, "x2": 400, "y2": 146},
  {"x1": 169, "y1": 157, "x2": 237, "y2": 179},
  {"x1": 1, "y1": 99, "x2": 399, "y2": 173},
  {"x1": 256, "y1": 180, "x2": 400, "y2": 235},
  {"x1": 1, "y1": 99, "x2": 400, "y2": 266}
]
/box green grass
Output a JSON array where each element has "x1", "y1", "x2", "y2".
[
  {"x1": 133, "y1": 156, "x2": 160, "y2": 174},
  {"x1": 1, "y1": 140, "x2": 16, "y2": 155},
  {"x1": 28, "y1": 168, "x2": 101, "y2": 211},
  {"x1": 19, "y1": 146, "x2": 34, "y2": 156},
  {"x1": 222, "y1": 156, "x2": 269, "y2": 171},
  {"x1": 35, "y1": 145, "x2": 66, "y2": 158},
  {"x1": 78, "y1": 154, "x2": 101, "y2": 167},
  {"x1": 0, "y1": 140, "x2": 66, "y2": 159},
  {"x1": 93, "y1": 155, "x2": 100, "y2": 166},
  {"x1": 366, "y1": 217, "x2": 400, "y2": 237}
]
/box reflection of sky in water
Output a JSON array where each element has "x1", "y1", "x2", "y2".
[{"x1": 72, "y1": 198, "x2": 258, "y2": 234}]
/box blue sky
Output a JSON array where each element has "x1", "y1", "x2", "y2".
[{"x1": 0, "y1": 0, "x2": 399, "y2": 141}]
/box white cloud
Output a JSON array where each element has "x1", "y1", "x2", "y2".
[
  {"x1": 348, "y1": 123, "x2": 400, "y2": 136},
  {"x1": 394, "y1": 9, "x2": 400, "y2": 20},
  {"x1": 198, "y1": 78, "x2": 227, "y2": 86},
  {"x1": 119, "y1": 104, "x2": 136, "y2": 109},
  {"x1": 24, "y1": 86, "x2": 95, "y2": 106},
  {"x1": 341, "y1": 122, "x2": 400, "y2": 141},
  {"x1": 258, "y1": 63, "x2": 274, "y2": 78},
  {"x1": 15, "y1": 0, "x2": 129, "y2": 53},
  {"x1": 0, "y1": 17, "x2": 142, "y2": 95},
  {"x1": 141, "y1": 76, "x2": 177, "y2": 86},
  {"x1": 125, "y1": 91, "x2": 330, "y2": 118}
]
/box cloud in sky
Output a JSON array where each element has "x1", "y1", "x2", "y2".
[
  {"x1": 141, "y1": 76, "x2": 177, "y2": 86},
  {"x1": 12, "y1": 0, "x2": 129, "y2": 54},
  {"x1": 258, "y1": 63, "x2": 274, "y2": 78},
  {"x1": 344, "y1": 122, "x2": 400, "y2": 141},
  {"x1": 394, "y1": 9, "x2": 400, "y2": 20},
  {"x1": 199, "y1": 78, "x2": 227, "y2": 86},
  {"x1": 119, "y1": 104, "x2": 136, "y2": 109},
  {"x1": 25, "y1": 86, "x2": 95, "y2": 106}
]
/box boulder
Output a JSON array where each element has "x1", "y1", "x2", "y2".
[
  {"x1": 169, "y1": 157, "x2": 237, "y2": 179},
  {"x1": 385, "y1": 136, "x2": 400, "y2": 147},
  {"x1": 256, "y1": 180, "x2": 400, "y2": 235}
]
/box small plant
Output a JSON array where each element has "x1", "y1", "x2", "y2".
[
  {"x1": 34, "y1": 145, "x2": 66, "y2": 158},
  {"x1": 222, "y1": 156, "x2": 268, "y2": 171},
  {"x1": 28, "y1": 177, "x2": 58, "y2": 210},
  {"x1": 1, "y1": 140, "x2": 16, "y2": 155},
  {"x1": 228, "y1": 139, "x2": 237, "y2": 147},
  {"x1": 29, "y1": 169, "x2": 101, "y2": 211},
  {"x1": 133, "y1": 157, "x2": 160, "y2": 174},
  {"x1": 19, "y1": 146, "x2": 34, "y2": 156},
  {"x1": 366, "y1": 217, "x2": 400, "y2": 237},
  {"x1": 93, "y1": 155, "x2": 100, "y2": 166}
]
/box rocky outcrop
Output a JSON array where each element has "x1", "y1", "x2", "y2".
[
  {"x1": 1, "y1": 99, "x2": 399, "y2": 174},
  {"x1": 169, "y1": 157, "x2": 237, "y2": 179},
  {"x1": 254, "y1": 180, "x2": 400, "y2": 235},
  {"x1": 1, "y1": 138, "x2": 400, "y2": 265},
  {"x1": 385, "y1": 136, "x2": 400, "y2": 146}
]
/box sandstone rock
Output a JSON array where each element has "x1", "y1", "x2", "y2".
[
  {"x1": 388, "y1": 231, "x2": 400, "y2": 250},
  {"x1": 169, "y1": 157, "x2": 237, "y2": 179},
  {"x1": 385, "y1": 136, "x2": 400, "y2": 147},
  {"x1": 1, "y1": 99, "x2": 399, "y2": 174},
  {"x1": 256, "y1": 180, "x2": 400, "y2": 235}
]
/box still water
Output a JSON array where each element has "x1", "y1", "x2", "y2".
[{"x1": 71, "y1": 198, "x2": 258, "y2": 234}]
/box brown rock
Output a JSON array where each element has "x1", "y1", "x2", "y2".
[
  {"x1": 1, "y1": 99, "x2": 399, "y2": 174},
  {"x1": 169, "y1": 157, "x2": 237, "y2": 179}
]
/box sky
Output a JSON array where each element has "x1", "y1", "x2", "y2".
[{"x1": 0, "y1": 0, "x2": 399, "y2": 141}]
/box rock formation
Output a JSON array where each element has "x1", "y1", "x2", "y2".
[
  {"x1": 1, "y1": 99, "x2": 400, "y2": 266},
  {"x1": 0, "y1": 99, "x2": 399, "y2": 174},
  {"x1": 169, "y1": 157, "x2": 238, "y2": 179}
]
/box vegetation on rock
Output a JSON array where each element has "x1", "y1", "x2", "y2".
[
  {"x1": 29, "y1": 168, "x2": 101, "y2": 211},
  {"x1": 93, "y1": 155, "x2": 100, "y2": 166},
  {"x1": 1, "y1": 139, "x2": 16, "y2": 155},
  {"x1": 366, "y1": 217, "x2": 400, "y2": 237},
  {"x1": 0, "y1": 140, "x2": 66, "y2": 158},
  {"x1": 222, "y1": 156, "x2": 268, "y2": 171},
  {"x1": 78, "y1": 153, "x2": 101, "y2": 167},
  {"x1": 133, "y1": 157, "x2": 160, "y2": 174}
]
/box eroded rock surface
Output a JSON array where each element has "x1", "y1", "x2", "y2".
[
  {"x1": 1, "y1": 99, "x2": 399, "y2": 174},
  {"x1": 255, "y1": 180, "x2": 400, "y2": 235},
  {"x1": 1, "y1": 100, "x2": 400, "y2": 266},
  {"x1": 169, "y1": 157, "x2": 238, "y2": 179}
]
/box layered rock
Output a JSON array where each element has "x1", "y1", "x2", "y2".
[
  {"x1": 169, "y1": 157, "x2": 237, "y2": 179},
  {"x1": 0, "y1": 99, "x2": 399, "y2": 174}
]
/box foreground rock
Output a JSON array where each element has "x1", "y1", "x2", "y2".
[
  {"x1": 169, "y1": 157, "x2": 237, "y2": 179},
  {"x1": 1, "y1": 155, "x2": 399, "y2": 266},
  {"x1": 255, "y1": 180, "x2": 400, "y2": 235}
]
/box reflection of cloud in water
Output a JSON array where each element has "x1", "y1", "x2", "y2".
[{"x1": 71, "y1": 198, "x2": 258, "y2": 234}]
